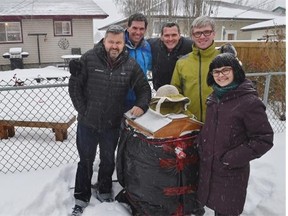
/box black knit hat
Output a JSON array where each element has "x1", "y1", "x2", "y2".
[{"x1": 207, "y1": 53, "x2": 245, "y2": 86}]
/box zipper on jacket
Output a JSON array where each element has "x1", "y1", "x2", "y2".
[
  {"x1": 133, "y1": 48, "x2": 148, "y2": 77},
  {"x1": 198, "y1": 51, "x2": 203, "y2": 122},
  {"x1": 211, "y1": 102, "x2": 219, "y2": 172},
  {"x1": 141, "y1": 51, "x2": 147, "y2": 76}
]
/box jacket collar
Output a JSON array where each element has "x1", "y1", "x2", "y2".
[
  {"x1": 192, "y1": 41, "x2": 216, "y2": 57},
  {"x1": 207, "y1": 79, "x2": 257, "y2": 104}
]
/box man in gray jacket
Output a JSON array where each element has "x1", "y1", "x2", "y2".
[{"x1": 68, "y1": 25, "x2": 151, "y2": 216}]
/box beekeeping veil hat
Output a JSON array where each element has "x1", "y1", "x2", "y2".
[{"x1": 150, "y1": 85, "x2": 190, "y2": 115}]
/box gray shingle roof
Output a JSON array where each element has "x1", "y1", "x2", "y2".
[{"x1": 0, "y1": 0, "x2": 108, "y2": 18}]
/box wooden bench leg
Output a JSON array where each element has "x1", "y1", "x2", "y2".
[
  {"x1": 0, "y1": 125, "x2": 15, "y2": 139},
  {"x1": 7, "y1": 126, "x2": 15, "y2": 137},
  {"x1": 54, "y1": 129, "x2": 68, "y2": 142},
  {"x1": 0, "y1": 125, "x2": 8, "y2": 139},
  {"x1": 63, "y1": 130, "x2": 68, "y2": 140},
  {"x1": 54, "y1": 129, "x2": 63, "y2": 142}
]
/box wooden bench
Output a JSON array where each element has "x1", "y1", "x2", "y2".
[{"x1": 0, "y1": 115, "x2": 76, "y2": 142}]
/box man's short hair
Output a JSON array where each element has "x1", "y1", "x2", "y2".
[
  {"x1": 191, "y1": 16, "x2": 216, "y2": 32},
  {"x1": 161, "y1": 22, "x2": 180, "y2": 35},
  {"x1": 105, "y1": 25, "x2": 125, "y2": 38},
  {"x1": 127, "y1": 13, "x2": 148, "y2": 28}
]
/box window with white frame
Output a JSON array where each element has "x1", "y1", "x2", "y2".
[
  {"x1": 0, "y1": 22, "x2": 22, "y2": 43},
  {"x1": 54, "y1": 21, "x2": 72, "y2": 36},
  {"x1": 225, "y1": 30, "x2": 237, "y2": 40}
]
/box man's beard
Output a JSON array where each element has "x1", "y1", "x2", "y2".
[{"x1": 109, "y1": 49, "x2": 120, "y2": 61}]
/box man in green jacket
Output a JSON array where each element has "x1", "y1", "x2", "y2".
[{"x1": 171, "y1": 16, "x2": 234, "y2": 123}]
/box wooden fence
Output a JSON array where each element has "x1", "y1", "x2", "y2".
[
  {"x1": 215, "y1": 41, "x2": 286, "y2": 123},
  {"x1": 215, "y1": 41, "x2": 286, "y2": 72}
]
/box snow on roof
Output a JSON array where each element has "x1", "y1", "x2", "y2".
[
  {"x1": 0, "y1": 0, "x2": 108, "y2": 17},
  {"x1": 208, "y1": 1, "x2": 284, "y2": 19},
  {"x1": 241, "y1": 16, "x2": 286, "y2": 31}
]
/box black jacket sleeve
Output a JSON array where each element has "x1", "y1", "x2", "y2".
[{"x1": 68, "y1": 59, "x2": 87, "y2": 115}]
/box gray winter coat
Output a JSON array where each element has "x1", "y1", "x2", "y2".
[
  {"x1": 68, "y1": 40, "x2": 151, "y2": 130},
  {"x1": 197, "y1": 79, "x2": 273, "y2": 215}
]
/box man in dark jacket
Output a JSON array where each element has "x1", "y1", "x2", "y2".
[
  {"x1": 68, "y1": 25, "x2": 151, "y2": 216},
  {"x1": 148, "y1": 22, "x2": 193, "y2": 90}
]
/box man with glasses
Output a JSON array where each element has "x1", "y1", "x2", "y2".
[
  {"x1": 68, "y1": 24, "x2": 151, "y2": 216},
  {"x1": 148, "y1": 22, "x2": 193, "y2": 90},
  {"x1": 171, "y1": 16, "x2": 236, "y2": 123}
]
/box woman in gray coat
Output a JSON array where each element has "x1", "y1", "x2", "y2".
[{"x1": 196, "y1": 53, "x2": 274, "y2": 216}]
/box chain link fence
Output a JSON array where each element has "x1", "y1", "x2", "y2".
[
  {"x1": 0, "y1": 78, "x2": 78, "y2": 174},
  {"x1": 0, "y1": 73, "x2": 286, "y2": 174},
  {"x1": 246, "y1": 72, "x2": 286, "y2": 133}
]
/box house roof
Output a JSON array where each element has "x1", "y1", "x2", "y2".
[
  {"x1": 272, "y1": 6, "x2": 286, "y2": 12},
  {"x1": 241, "y1": 16, "x2": 286, "y2": 31},
  {"x1": 98, "y1": 0, "x2": 284, "y2": 30},
  {"x1": 207, "y1": 1, "x2": 284, "y2": 19},
  {"x1": 0, "y1": 0, "x2": 108, "y2": 19}
]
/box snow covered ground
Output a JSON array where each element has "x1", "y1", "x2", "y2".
[
  {"x1": 0, "y1": 67, "x2": 286, "y2": 216},
  {"x1": 0, "y1": 131, "x2": 284, "y2": 216}
]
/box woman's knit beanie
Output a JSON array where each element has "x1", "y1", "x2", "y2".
[{"x1": 207, "y1": 53, "x2": 245, "y2": 86}]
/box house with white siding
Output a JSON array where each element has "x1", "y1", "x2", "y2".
[
  {"x1": 241, "y1": 16, "x2": 286, "y2": 41},
  {"x1": 0, "y1": 0, "x2": 108, "y2": 69}
]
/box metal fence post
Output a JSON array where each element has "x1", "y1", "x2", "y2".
[{"x1": 263, "y1": 73, "x2": 271, "y2": 106}]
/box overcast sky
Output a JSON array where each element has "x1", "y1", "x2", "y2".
[{"x1": 93, "y1": 0, "x2": 123, "y2": 29}]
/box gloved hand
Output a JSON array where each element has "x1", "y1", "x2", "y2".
[
  {"x1": 220, "y1": 43, "x2": 237, "y2": 56},
  {"x1": 69, "y1": 59, "x2": 81, "y2": 76}
]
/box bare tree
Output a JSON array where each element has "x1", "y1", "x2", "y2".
[
  {"x1": 114, "y1": 0, "x2": 276, "y2": 17},
  {"x1": 113, "y1": 0, "x2": 277, "y2": 36},
  {"x1": 113, "y1": 0, "x2": 158, "y2": 16},
  {"x1": 237, "y1": 0, "x2": 275, "y2": 11},
  {"x1": 113, "y1": 0, "x2": 145, "y2": 16}
]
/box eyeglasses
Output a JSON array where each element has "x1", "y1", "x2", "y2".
[
  {"x1": 211, "y1": 66, "x2": 232, "y2": 77},
  {"x1": 192, "y1": 30, "x2": 213, "y2": 38}
]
